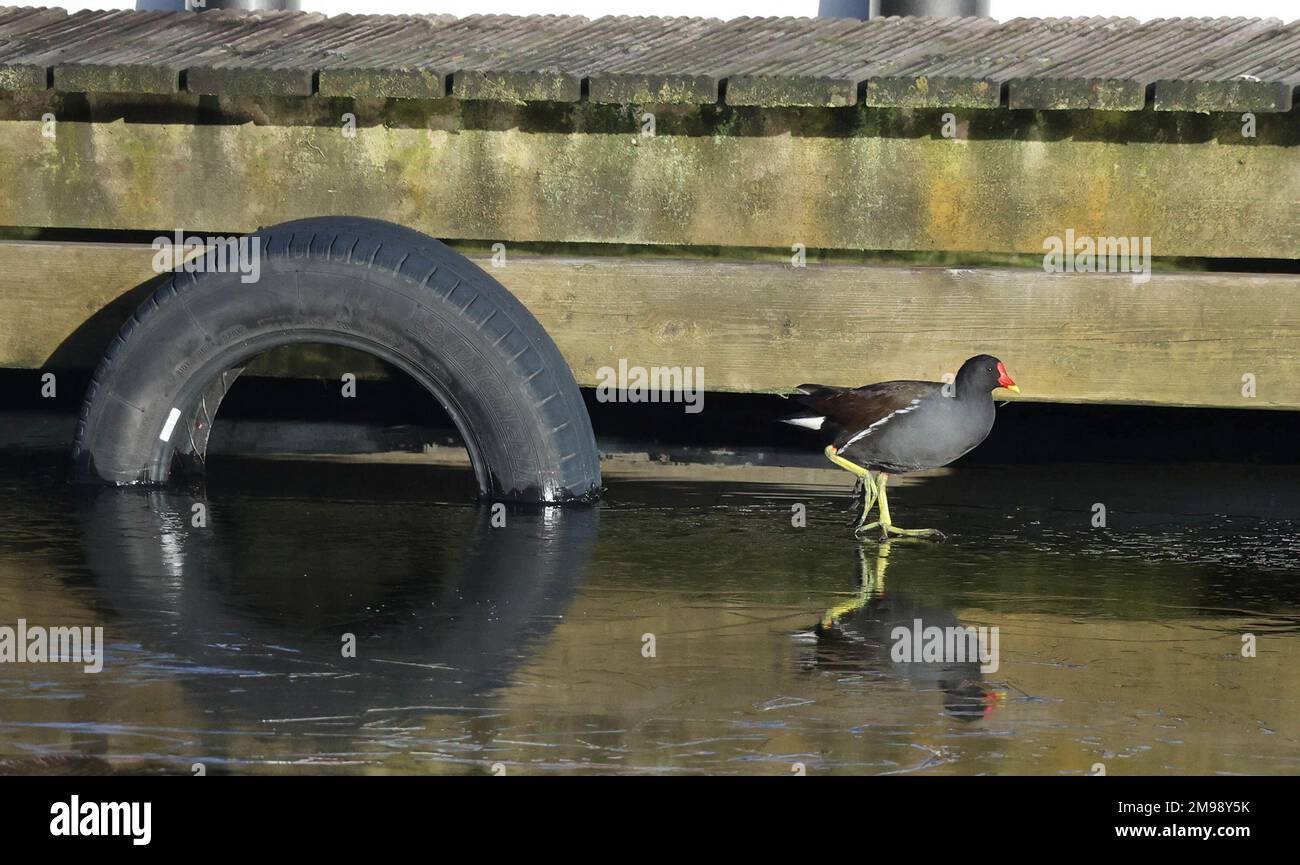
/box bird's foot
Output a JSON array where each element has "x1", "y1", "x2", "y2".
[
  {"x1": 856, "y1": 521, "x2": 945, "y2": 541},
  {"x1": 887, "y1": 526, "x2": 945, "y2": 540}
]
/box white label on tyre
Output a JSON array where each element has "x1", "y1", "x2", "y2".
[{"x1": 159, "y1": 407, "x2": 182, "y2": 442}]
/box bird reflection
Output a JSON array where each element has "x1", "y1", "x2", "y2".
[{"x1": 808, "y1": 540, "x2": 1005, "y2": 720}]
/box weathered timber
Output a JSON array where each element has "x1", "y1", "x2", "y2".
[
  {"x1": 182, "y1": 12, "x2": 331, "y2": 97},
  {"x1": 315, "y1": 15, "x2": 457, "y2": 99},
  {"x1": 2, "y1": 239, "x2": 1297, "y2": 410},
  {"x1": 1151, "y1": 20, "x2": 1300, "y2": 113},
  {"x1": 0, "y1": 8, "x2": 120, "y2": 91},
  {"x1": 0, "y1": 102, "x2": 1294, "y2": 259},
  {"x1": 2, "y1": 9, "x2": 1298, "y2": 111},
  {"x1": 53, "y1": 11, "x2": 242, "y2": 95},
  {"x1": 581, "y1": 16, "x2": 723, "y2": 105},
  {"x1": 1005, "y1": 17, "x2": 1292, "y2": 112}
]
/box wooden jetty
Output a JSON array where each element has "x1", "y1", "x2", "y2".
[{"x1": 1, "y1": 9, "x2": 1298, "y2": 409}]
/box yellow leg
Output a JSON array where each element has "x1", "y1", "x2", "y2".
[
  {"x1": 821, "y1": 540, "x2": 891, "y2": 628},
  {"x1": 863, "y1": 474, "x2": 944, "y2": 539},
  {"x1": 824, "y1": 446, "x2": 880, "y2": 531},
  {"x1": 857, "y1": 472, "x2": 877, "y2": 529},
  {"x1": 877, "y1": 473, "x2": 893, "y2": 526},
  {"x1": 823, "y1": 444, "x2": 867, "y2": 477}
]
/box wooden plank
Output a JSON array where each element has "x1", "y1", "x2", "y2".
[
  {"x1": 1152, "y1": 20, "x2": 1300, "y2": 113},
  {"x1": 52, "y1": 10, "x2": 293, "y2": 95},
  {"x1": 668, "y1": 16, "x2": 872, "y2": 109},
  {"x1": 442, "y1": 15, "x2": 592, "y2": 103},
  {"x1": 0, "y1": 8, "x2": 113, "y2": 91},
  {"x1": 315, "y1": 15, "x2": 456, "y2": 99},
  {"x1": 1004, "y1": 17, "x2": 1152, "y2": 111},
  {"x1": 0, "y1": 238, "x2": 394, "y2": 380},
  {"x1": 0, "y1": 104, "x2": 1293, "y2": 259},
  {"x1": 6, "y1": 11, "x2": 1300, "y2": 111},
  {"x1": 724, "y1": 16, "x2": 885, "y2": 108},
  {"x1": 580, "y1": 16, "x2": 721, "y2": 105},
  {"x1": 1009, "y1": 17, "x2": 1289, "y2": 112},
  {"x1": 2, "y1": 239, "x2": 1297, "y2": 410},
  {"x1": 949, "y1": 17, "x2": 1130, "y2": 109},
  {"x1": 860, "y1": 17, "x2": 1009, "y2": 109},
  {"x1": 183, "y1": 11, "x2": 330, "y2": 97},
  {"x1": 503, "y1": 258, "x2": 1300, "y2": 410},
  {"x1": 52, "y1": 12, "x2": 203, "y2": 94}
]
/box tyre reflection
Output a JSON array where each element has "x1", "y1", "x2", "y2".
[{"x1": 75, "y1": 484, "x2": 598, "y2": 737}]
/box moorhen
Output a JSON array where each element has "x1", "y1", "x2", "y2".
[
  {"x1": 784, "y1": 354, "x2": 1019, "y2": 538},
  {"x1": 808, "y1": 542, "x2": 1006, "y2": 720}
]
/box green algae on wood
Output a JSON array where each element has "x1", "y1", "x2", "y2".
[{"x1": 0, "y1": 103, "x2": 1293, "y2": 259}]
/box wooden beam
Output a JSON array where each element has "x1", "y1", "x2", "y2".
[
  {"x1": 2, "y1": 239, "x2": 1297, "y2": 410},
  {"x1": 0, "y1": 106, "x2": 1294, "y2": 259},
  {"x1": 5, "y1": 11, "x2": 1298, "y2": 112}
]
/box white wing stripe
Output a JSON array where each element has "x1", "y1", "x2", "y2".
[{"x1": 839, "y1": 399, "x2": 921, "y2": 450}]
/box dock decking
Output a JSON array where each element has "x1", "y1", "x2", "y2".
[
  {"x1": 1, "y1": 10, "x2": 1298, "y2": 110},
  {"x1": 0, "y1": 10, "x2": 1297, "y2": 410}
]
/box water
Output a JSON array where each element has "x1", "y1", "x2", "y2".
[{"x1": 1, "y1": 453, "x2": 1298, "y2": 775}]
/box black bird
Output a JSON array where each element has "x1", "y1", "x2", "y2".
[{"x1": 784, "y1": 355, "x2": 1019, "y2": 538}]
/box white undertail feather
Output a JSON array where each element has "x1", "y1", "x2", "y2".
[{"x1": 782, "y1": 416, "x2": 826, "y2": 430}]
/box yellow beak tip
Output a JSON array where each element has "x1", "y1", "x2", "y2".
[{"x1": 1005, "y1": 385, "x2": 1021, "y2": 394}]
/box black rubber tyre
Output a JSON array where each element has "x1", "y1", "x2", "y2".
[{"x1": 72, "y1": 217, "x2": 601, "y2": 502}]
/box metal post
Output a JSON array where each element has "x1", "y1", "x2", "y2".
[
  {"x1": 136, "y1": 0, "x2": 300, "y2": 11},
  {"x1": 818, "y1": 0, "x2": 990, "y2": 19}
]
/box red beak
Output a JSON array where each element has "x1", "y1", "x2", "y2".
[{"x1": 996, "y1": 361, "x2": 1020, "y2": 393}]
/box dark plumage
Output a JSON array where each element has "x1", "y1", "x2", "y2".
[
  {"x1": 785, "y1": 354, "x2": 1017, "y2": 473},
  {"x1": 784, "y1": 355, "x2": 1019, "y2": 537},
  {"x1": 812, "y1": 592, "x2": 999, "y2": 721},
  {"x1": 800, "y1": 543, "x2": 1005, "y2": 720}
]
